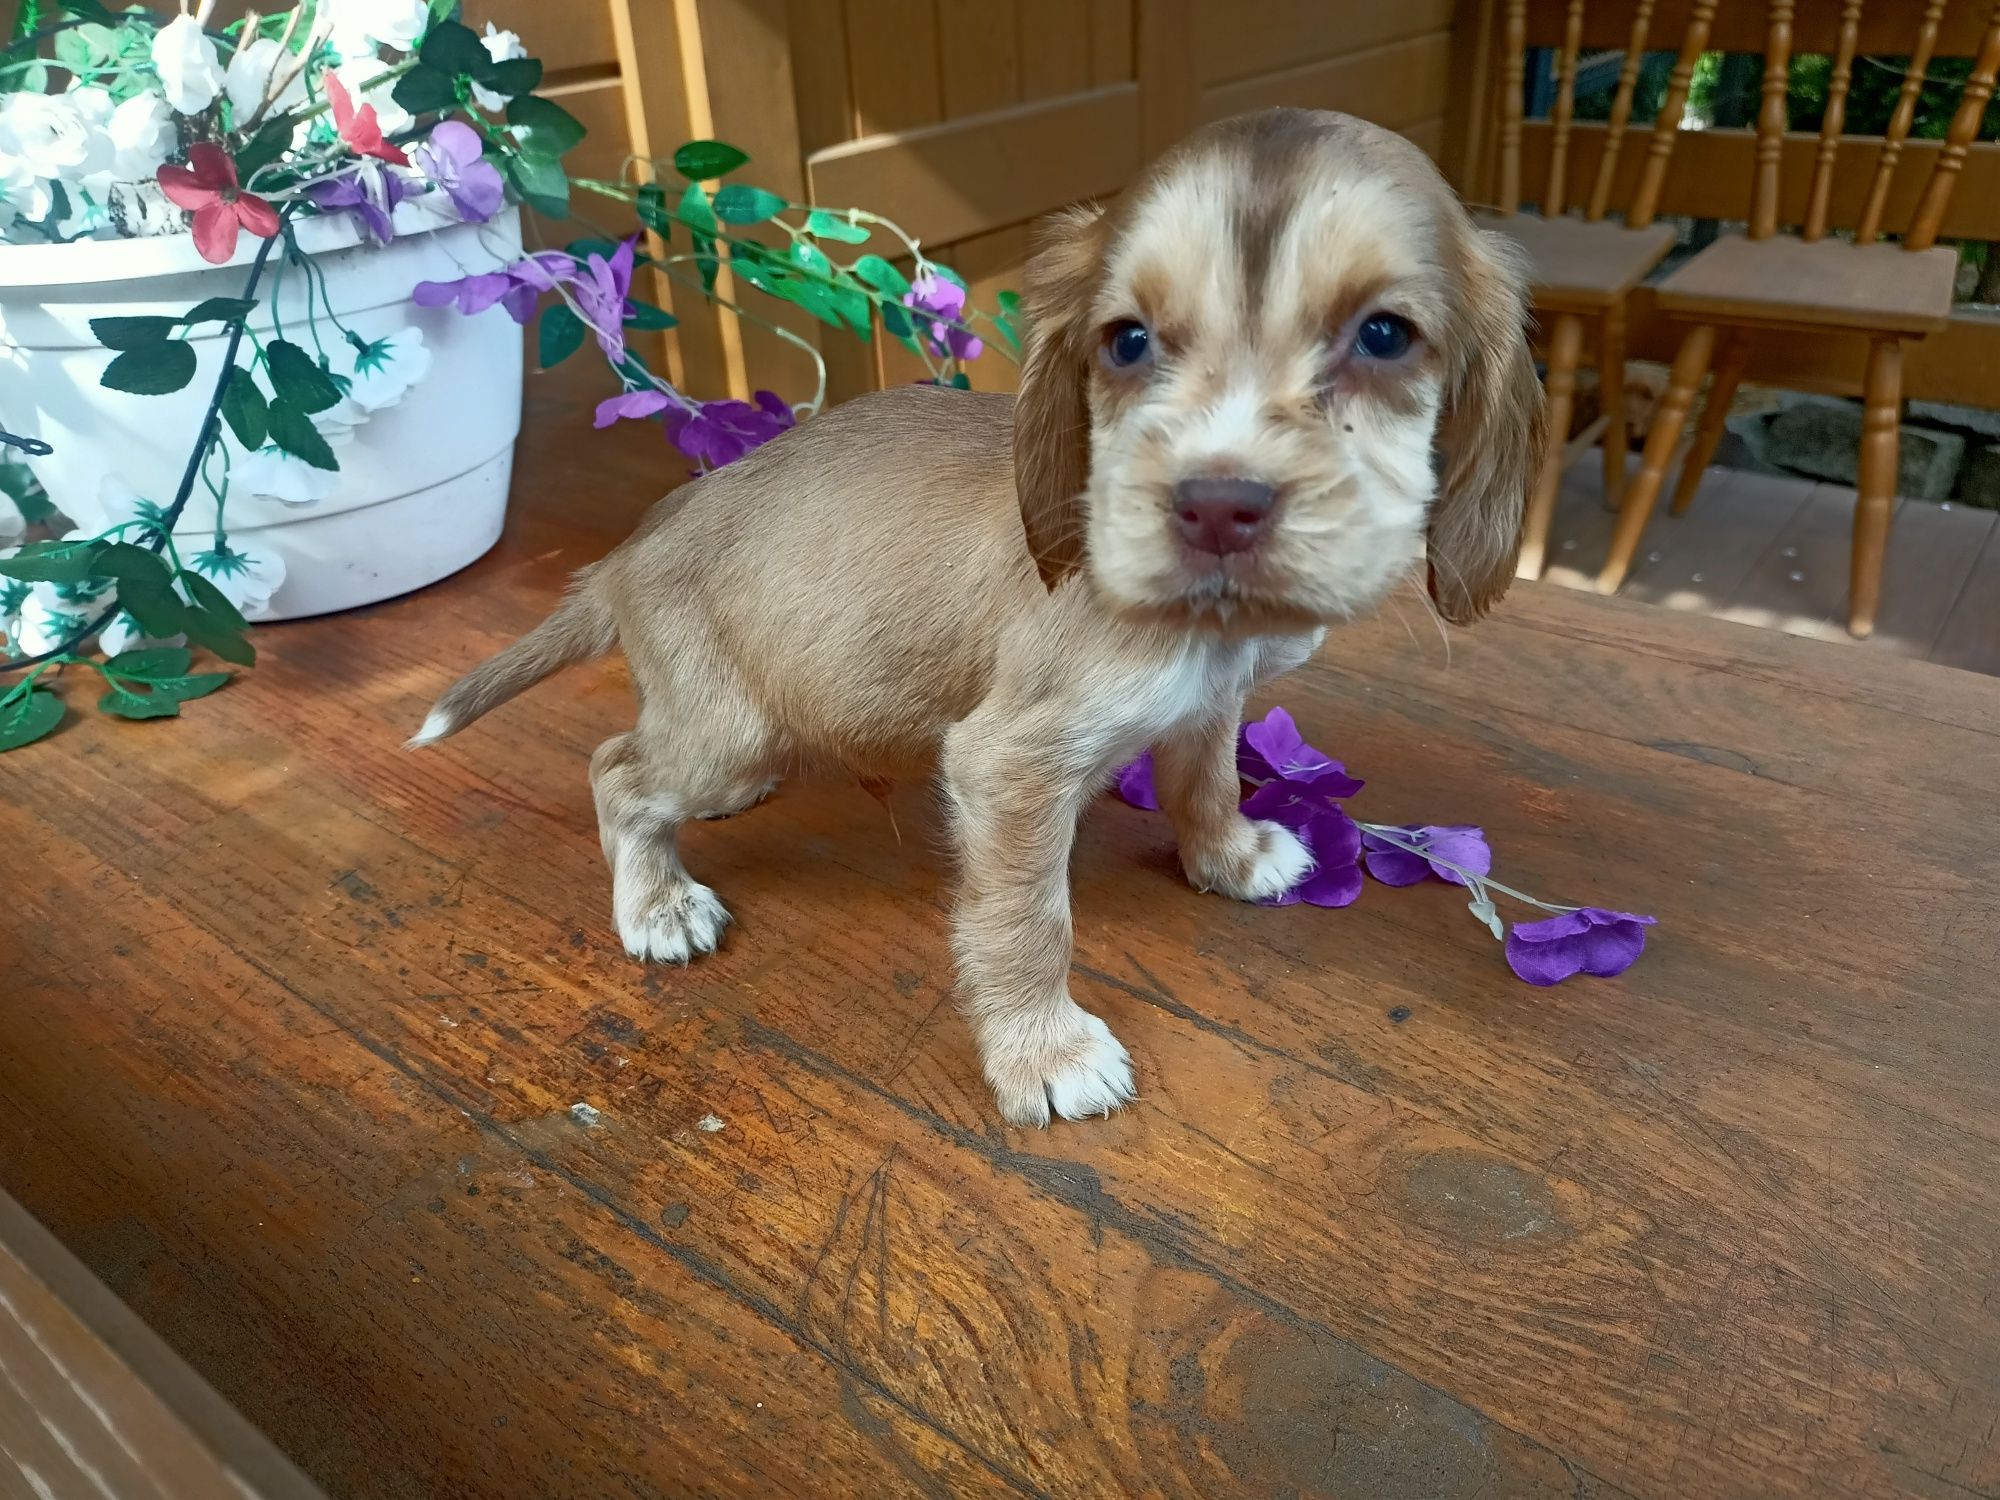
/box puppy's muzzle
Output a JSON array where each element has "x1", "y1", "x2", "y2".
[{"x1": 1172, "y1": 476, "x2": 1277, "y2": 557}]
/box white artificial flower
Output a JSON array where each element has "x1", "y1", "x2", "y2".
[
  {"x1": 0, "y1": 152, "x2": 54, "y2": 231},
  {"x1": 341, "y1": 326, "x2": 429, "y2": 412},
  {"x1": 328, "y1": 0, "x2": 430, "y2": 58},
  {"x1": 234, "y1": 445, "x2": 336, "y2": 506},
  {"x1": 98, "y1": 612, "x2": 184, "y2": 658},
  {"x1": 224, "y1": 37, "x2": 286, "y2": 122},
  {"x1": 332, "y1": 56, "x2": 412, "y2": 138},
  {"x1": 0, "y1": 551, "x2": 28, "y2": 655},
  {"x1": 0, "y1": 91, "x2": 94, "y2": 179},
  {"x1": 105, "y1": 92, "x2": 174, "y2": 183},
  {"x1": 0, "y1": 490, "x2": 24, "y2": 543},
  {"x1": 190, "y1": 537, "x2": 286, "y2": 618},
  {"x1": 470, "y1": 23, "x2": 527, "y2": 113},
  {"x1": 16, "y1": 586, "x2": 103, "y2": 655},
  {"x1": 151, "y1": 13, "x2": 225, "y2": 116}
]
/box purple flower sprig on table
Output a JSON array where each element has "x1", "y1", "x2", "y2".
[
  {"x1": 904, "y1": 272, "x2": 983, "y2": 361},
  {"x1": 1112, "y1": 706, "x2": 1655, "y2": 986}
]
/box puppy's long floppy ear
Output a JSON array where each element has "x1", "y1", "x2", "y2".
[
  {"x1": 1428, "y1": 226, "x2": 1543, "y2": 625},
  {"x1": 1014, "y1": 203, "x2": 1107, "y2": 588}
]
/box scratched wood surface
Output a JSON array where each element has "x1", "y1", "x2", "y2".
[{"x1": 4, "y1": 360, "x2": 1999, "y2": 1500}]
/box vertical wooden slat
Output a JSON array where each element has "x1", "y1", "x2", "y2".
[
  {"x1": 787, "y1": 0, "x2": 856, "y2": 152},
  {"x1": 1138, "y1": 0, "x2": 1198, "y2": 157},
  {"x1": 1585, "y1": 0, "x2": 1656, "y2": 221},
  {"x1": 1752, "y1": 0, "x2": 1796, "y2": 240},
  {"x1": 847, "y1": 0, "x2": 944, "y2": 133},
  {"x1": 1541, "y1": 0, "x2": 1586, "y2": 217},
  {"x1": 1802, "y1": 0, "x2": 1864, "y2": 242},
  {"x1": 1629, "y1": 0, "x2": 1717, "y2": 230},
  {"x1": 1856, "y1": 0, "x2": 1947, "y2": 243},
  {"x1": 938, "y1": 0, "x2": 1022, "y2": 117},
  {"x1": 1018, "y1": 0, "x2": 1091, "y2": 99},
  {"x1": 1498, "y1": 0, "x2": 1527, "y2": 215},
  {"x1": 1444, "y1": 0, "x2": 1497, "y2": 199},
  {"x1": 1089, "y1": 0, "x2": 1134, "y2": 85},
  {"x1": 1907, "y1": 0, "x2": 2000, "y2": 251}
]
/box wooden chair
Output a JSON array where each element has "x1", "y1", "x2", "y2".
[
  {"x1": 1479, "y1": 0, "x2": 1717, "y2": 578},
  {"x1": 1598, "y1": 0, "x2": 2000, "y2": 638}
]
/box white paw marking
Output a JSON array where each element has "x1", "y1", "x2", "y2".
[
  {"x1": 984, "y1": 1007, "x2": 1136, "y2": 1128},
  {"x1": 1187, "y1": 818, "x2": 1315, "y2": 902},
  {"x1": 618, "y1": 882, "x2": 731, "y2": 964}
]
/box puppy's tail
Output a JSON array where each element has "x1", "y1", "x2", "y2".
[{"x1": 408, "y1": 574, "x2": 616, "y2": 747}]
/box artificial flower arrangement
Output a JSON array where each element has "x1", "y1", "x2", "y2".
[
  {"x1": 0, "y1": 0, "x2": 1018, "y2": 750},
  {"x1": 1118, "y1": 708, "x2": 1657, "y2": 986}
]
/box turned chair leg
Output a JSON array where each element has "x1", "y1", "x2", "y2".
[
  {"x1": 1518, "y1": 312, "x2": 1585, "y2": 580},
  {"x1": 1599, "y1": 302, "x2": 1628, "y2": 510},
  {"x1": 1850, "y1": 336, "x2": 1903, "y2": 640},
  {"x1": 1599, "y1": 322, "x2": 1716, "y2": 595},
  {"x1": 1670, "y1": 332, "x2": 1751, "y2": 516}
]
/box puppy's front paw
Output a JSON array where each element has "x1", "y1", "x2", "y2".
[
  {"x1": 618, "y1": 881, "x2": 731, "y2": 964},
  {"x1": 1183, "y1": 817, "x2": 1313, "y2": 903},
  {"x1": 981, "y1": 1006, "x2": 1136, "y2": 1128}
]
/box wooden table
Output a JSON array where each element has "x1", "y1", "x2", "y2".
[{"x1": 5, "y1": 366, "x2": 1997, "y2": 1500}]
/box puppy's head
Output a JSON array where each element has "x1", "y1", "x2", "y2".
[{"x1": 1014, "y1": 108, "x2": 1541, "y2": 629}]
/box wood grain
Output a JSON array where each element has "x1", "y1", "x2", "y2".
[{"x1": 2, "y1": 358, "x2": 1997, "y2": 1500}]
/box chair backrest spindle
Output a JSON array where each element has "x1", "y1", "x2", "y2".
[
  {"x1": 1907, "y1": 0, "x2": 2000, "y2": 251},
  {"x1": 1586, "y1": 0, "x2": 1659, "y2": 222},
  {"x1": 1752, "y1": 1, "x2": 1797, "y2": 239},
  {"x1": 1498, "y1": 0, "x2": 1527, "y2": 215},
  {"x1": 1857, "y1": 0, "x2": 1949, "y2": 243},
  {"x1": 1542, "y1": 0, "x2": 1588, "y2": 217},
  {"x1": 1802, "y1": 0, "x2": 1865, "y2": 242},
  {"x1": 1630, "y1": 0, "x2": 1719, "y2": 230}
]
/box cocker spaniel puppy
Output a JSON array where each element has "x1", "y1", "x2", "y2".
[{"x1": 415, "y1": 107, "x2": 1543, "y2": 1126}]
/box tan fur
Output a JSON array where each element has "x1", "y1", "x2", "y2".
[{"x1": 415, "y1": 108, "x2": 1542, "y2": 1127}]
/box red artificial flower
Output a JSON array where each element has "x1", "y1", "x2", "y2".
[
  {"x1": 157, "y1": 144, "x2": 281, "y2": 265},
  {"x1": 325, "y1": 71, "x2": 410, "y2": 167}
]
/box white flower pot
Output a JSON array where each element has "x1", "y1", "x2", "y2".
[{"x1": 0, "y1": 200, "x2": 525, "y2": 620}]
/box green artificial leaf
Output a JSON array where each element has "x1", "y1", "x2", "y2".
[
  {"x1": 392, "y1": 64, "x2": 460, "y2": 117},
  {"x1": 419, "y1": 18, "x2": 489, "y2": 78},
  {"x1": 106, "y1": 646, "x2": 194, "y2": 680},
  {"x1": 879, "y1": 301, "x2": 918, "y2": 350},
  {"x1": 949, "y1": 371, "x2": 972, "y2": 390},
  {"x1": 51, "y1": 23, "x2": 104, "y2": 73},
  {"x1": 538, "y1": 304, "x2": 586, "y2": 368},
  {"x1": 0, "y1": 689, "x2": 64, "y2": 751},
  {"x1": 623, "y1": 300, "x2": 677, "y2": 331},
  {"x1": 90, "y1": 315, "x2": 177, "y2": 348},
  {"x1": 427, "y1": 0, "x2": 461, "y2": 24},
  {"x1": 485, "y1": 57, "x2": 541, "y2": 95},
  {"x1": 680, "y1": 182, "x2": 721, "y2": 293},
  {"x1": 854, "y1": 254, "x2": 911, "y2": 300},
  {"x1": 506, "y1": 95, "x2": 587, "y2": 160},
  {"x1": 635, "y1": 182, "x2": 672, "y2": 241},
  {"x1": 930, "y1": 263, "x2": 968, "y2": 291},
  {"x1": 182, "y1": 296, "x2": 257, "y2": 326},
  {"x1": 267, "y1": 398, "x2": 338, "y2": 471},
  {"x1": 791, "y1": 240, "x2": 831, "y2": 275},
  {"x1": 0, "y1": 462, "x2": 54, "y2": 524},
  {"x1": 220, "y1": 367, "x2": 269, "y2": 451},
  {"x1": 712, "y1": 184, "x2": 786, "y2": 225},
  {"x1": 672, "y1": 140, "x2": 749, "y2": 181},
  {"x1": 0, "y1": 538, "x2": 101, "y2": 584},
  {"x1": 89, "y1": 541, "x2": 170, "y2": 586},
  {"x1": 98, "y1": 685, "x2": 183, "y2": 720},
  {"x1": 126, "y1": 671, "x2": 230, "y2": 704},
  {"x1": 507, "y1": 154, "x2": 570, "y2": 219},
  {"x1": 565, "y1": 235, "x2": 621, "y2": 260},
  {"x1": 234, "y1": 113, "x2": 298, "y2": 180},
  {"x1": 115, "y1": 570, "x2": 189, "y2": 639},
  {"x1": 804, "y1": 208, "x2": 871, "y2": 244},
  {"x1": 102, "y1": 341, "x2": 198, "y2": 395},
  {"x1": 181, "y1": 608, "x2": 256, "y2": 668},
  {"x1": 995, "y1": 288, "x2": 1022, "y2": 351},
  {"x1": 265, "y1": 339, "x2": 342, "y2": 414},
  {"x1": 182, "y1": 570, "x2": 248, "y2": 632}
]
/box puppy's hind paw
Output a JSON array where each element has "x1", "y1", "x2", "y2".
[
  {"x1": 618, "y1": 882, "x2": 731, "y2": 965},
  {"x1": 983, "y1": 1007, "x2": 1136, "y2": 1128}
]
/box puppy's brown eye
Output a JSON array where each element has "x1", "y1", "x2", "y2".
[
  {"x1": 1354, "y1": 313, "x2": 1415, "y2": 361},
  {"x1": 1104, "y1": 320, "x2": 1153, "y2": 369}
]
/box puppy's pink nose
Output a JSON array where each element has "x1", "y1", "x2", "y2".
[{"x1": 1173, "y1": 477, "x2": 1276, "y2": 556}]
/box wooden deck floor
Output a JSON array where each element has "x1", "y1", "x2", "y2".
[
  {"x1": 1540, "y1": 454, "x2": 2000, "y2": 675},
  {"x1": 4, "y1": 371, "x2": 1999, "y2": 1499}
]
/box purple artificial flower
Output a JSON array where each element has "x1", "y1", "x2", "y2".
[
  {"x1": 1361, "y1": 824, "x2": 1493, "y2": 888},
  {"x1": 594, "y1": 389, "x2": 674, "y2": 428},
  {"x1": 306, "y1": 161, "x2": 413, "y2": 245},
  {"x1": 1238, "y1": 706, "x2": 1364, "y2": 793},
  {"x1": 664, "y1": 390, "x2": 796, "y2": 471},
  {"x1": 413, "y1": 251, "x2": 576, "y2": 323},
  {"x1": 415, "y1": 120, "x2": 504, "y2": 223},
  {"x1": 1240, "y1": 775, "x2": 1364, "y2": 908},
  {"x1": 1504, "y1": 908, "x2": 1657, "y2": 987},
  {"x1": 573, "y1": 236, "x2": 639, "y2": 362},
  {"x1": 904, "y1": 272, "x2": 983, "y2": 361},
  {"x1": 1115, "y1": 751, "x2": 1160, "y2": 810}
]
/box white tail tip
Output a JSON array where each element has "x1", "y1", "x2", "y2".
[{"x1": 406, "y1": 705, "x2": 455, "y2": 748}]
